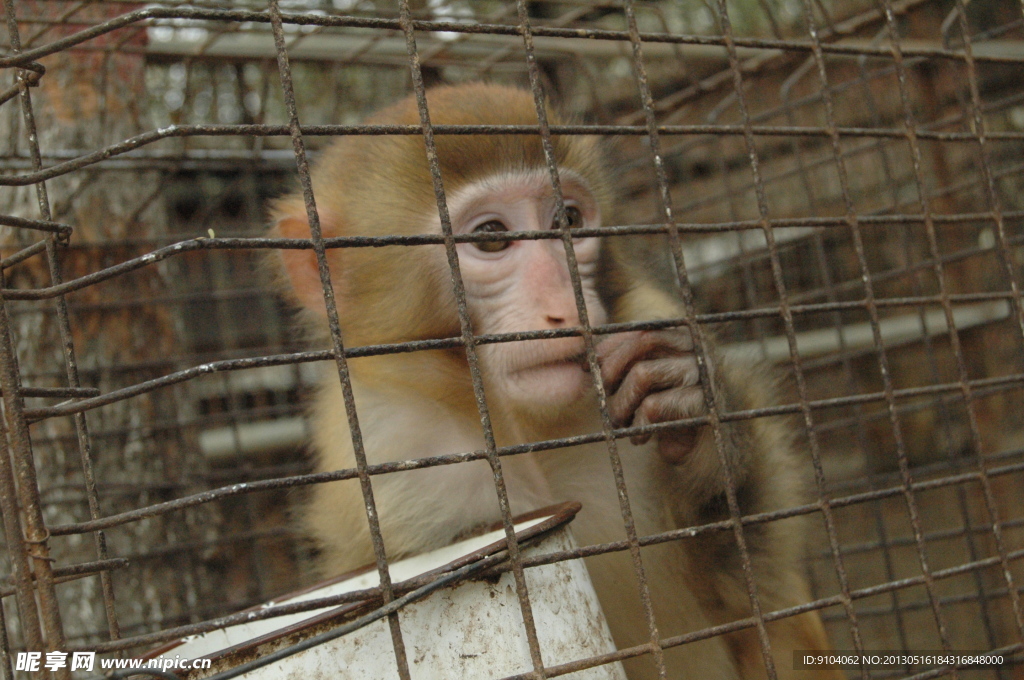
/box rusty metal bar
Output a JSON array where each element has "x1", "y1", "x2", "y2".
[
  {"x1": 779, "y1": 44, "x2": 907, "y2": 664},
  {"x1": 2, "y1": 122, "x2": 1022, "y2": 188},
  {"x1": 0, "y1": 215, "x2": 72, "y2": 236},
  {"x1": 0, "y1": 0, "x2": 1022, "y2": 673},
  {"x1": 4, "y1": 205, "x2": 1021, "y2": 300},
  {"x1": 264, "y1": 1, "x2": 412, "y2": 677},
  {"x1": 877, "y1": 0, "x2": 1024, "y2": 647},
  {"x1": 4, "y1": 3, "x2": 125, "y2": 646},
  {"x1": 798, "y1": 0, "x2": 956, "y2": 661},
  {"x1": 26, "y1": 368, "x2": 1024, "y2": 540},
  {"x1": 5, "y1": 4, "x2": 1024, "y2": 71},
  {"x1": 39, "y1": 240, "x2": 122, "y2": 642},
  {"x1": 397, "y1": 2, "x2": 550, "y2": 676},
  {"x1": 0, "y1": 5, "x2": 73, "y2": 673},
  {"x1": 52, "y1": 496, "x2": 1024, "y2": 657},
  {"x1": 0, "y1": 558, "x2": 129, "y2": 599}
]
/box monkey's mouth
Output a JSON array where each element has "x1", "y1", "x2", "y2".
[
  {"x1": 505, "y1": 347, "x2": 594, "y2": 404},
  {"x1": 526, "y1": 351, "x2": 590, "y2": 373},
  {"x1": 568, "y1": 351, "x2": 591, "y2": 372},
  {"x1": 504, "y1": 337, "x2": 592, "y2": 379}
]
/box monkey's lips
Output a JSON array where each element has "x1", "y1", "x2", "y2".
[
  {"x1": 564, "y1": 351, "x2": 591, "y2": 372},
  {"x1": 506, "y1": 347, "x2": 592, "y2": 401},
  {"x1": 515, "y1": 347, "x2": 589, "y2": 374},
  {"x1": 484, "y1": 337, "x2": 593, "y2": 407}
]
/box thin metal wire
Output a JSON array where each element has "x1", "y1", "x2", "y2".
[
  {"x1": 397, "y1": 3, "x2": 549, "y2": 675},
  {"x1": 626, "y1": 0, "x2": 787, "y2": 675},
  {"x1": 797, "y1": 0, "x2": 957, "y2": 662},
  {"x1": 877, "y1": 0, "x2": 1024, "y2": 643},
  {"x1": 15, "y1": 367, "x2": 1018, "y2": 542},
  {"x1": 1, "y1": 0, "x2": 1023, "y2": 673},
  {"x1": 779, "y1": 45, "x2": 893, "y2": 668},
  {"x1": 1, "y1": 3, "x2": 83, "y2": 673},
  {"x1": 4, "y1": 124, "x2": 1024, "y2": 188},
  {"x1": 519, "y1": 2, "x2": 674, "y2": 675},
  {"x1": 265, "y1": 2, "x2": 412, "y2": 678},
  {"x1": 6, "y1": 5, "x2": 1024, "y2": 71}
]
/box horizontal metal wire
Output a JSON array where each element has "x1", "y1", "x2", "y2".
[
  {"x1": 2, "y1": 123, "x2": 1022, "y2": 187},
  {"x1": 2, "y1": 0, "x2": 1023, "y2": 672},
  {"x1": 42, "y1": 408, "x2": 1024, "y2": 540},
  {"x1": 64, "y1": 533, "x2": 1024, "y2": 658},
  {"x1": 7, "y1": 207, "x2": 1024, "y2": 298},
  {"x1": 5, "y1": 4, "x2": 1022, "y2": 71},
  {"x1": 0, "y1": 558, "x2": 128, "y2": 599}
]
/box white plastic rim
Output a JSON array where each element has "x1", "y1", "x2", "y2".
[{"x1": 153, "y1": 504, "x2": 626, "y2": 680}]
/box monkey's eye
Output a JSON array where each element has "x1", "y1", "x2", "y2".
[
  {"x1": 556, "y1": 206, "x2": 584, "y2": 230},
  {"x1": 472, "y1": 220, "x2": 511, "y2": 252}
]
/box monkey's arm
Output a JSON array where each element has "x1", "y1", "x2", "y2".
[
  {"x1": 602, "y1": 276, "x2": 796, "y2": 509},
  {"x1": 603, "y1": 284, "x2": 838, "y2": 677},
  {"x1": 599, "y1": 327, "x2": 767, "y2": 504}
]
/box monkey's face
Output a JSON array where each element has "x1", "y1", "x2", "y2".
[{"x1": 444, "y1": 170, "x2": 607, "y2": 416}]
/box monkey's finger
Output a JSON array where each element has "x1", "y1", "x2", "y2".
[
  {"x1": 593, "y1": 330, "x2": 632, "y2": 356},
  {"x1": 638, "y1": 384, "x2": 707, "y2": 425},
  {"x1": 631, "y1": 387, "x2": 707, "y2": 464},
  {"x1": 598, "y1": 329, "x2": 695, "y2": 392},
  {"x1": 606, "y1": 356, "x2": 699, "y2": 427}
]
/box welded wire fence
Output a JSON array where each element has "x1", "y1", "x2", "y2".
[{"x1": 1, "y1": 0, "x2": 1023, "y2": 679}]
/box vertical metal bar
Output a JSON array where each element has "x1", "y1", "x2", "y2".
[
  {"x1": 0, "y1": 293, "x2": 67, "y2": 675},
  {"x1": 0, "y1": 596, "x2": 12, "y2": 680},
  {"x1": 820, "y1": 40, "x2": 922, "y2": 663},
  {"x1": 944, "y1": 2, "x2": 1024, "y2": 347},
  {"x1": 799, "y1": 0, "x2": 959, "y2": 662},
  {"x1": 882, "y1": 67, "x2": 1006, "y2": 667},
  {"x1": 655, "y1": 1, "x2": 873, "y2": 676},
  {"x1": 514, "y1": 2, "x2": 670, "y2": 677},
  {"x1": 0, "y1": 407, "x2": 44, "y2": 658},
  {"x1": 265, "y1": 3, "x2": 413, "y2": 679},
  {"x1": 206, "y1": 224, "x2": 272, "y2": 603},
  {"x1": 1, "y1": 4, "x2": 71, "y2": 674},
  {"x1": 395, "y1": 4, "x2": 548, "y2": 677},
  {"x1": 843, "y1": 65, "x2": 914, "y2": 670},
  {"x1": 624, "y1": 2, "x2": 782, "y2": 671},
  {"x1": 778, "y1": 53, "x2": 889, "y2": 670},
  {"x1": 880, "y1": 0, "x2": 1024, "y2": 638},
  {"x1": 4, "y1": 0, "x2": 122, "y2": 645},
  {"x1": 706, "y1": 95, "x2": 771, "y2": 360},
  {"x1": 41, "y1": 242, "x2": 121, "y2": 642}
]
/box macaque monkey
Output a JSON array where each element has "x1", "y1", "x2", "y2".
[{"x1": 271, "y1": 83, "x2": 837, "y2": 680}]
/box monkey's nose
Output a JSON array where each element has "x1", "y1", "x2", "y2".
[
  {"x1": 546, "y1": 314, "x2": 568, "y2": 327},
  {"x1": 541, "y1": 303, "x2": 581, "y2": 328}
]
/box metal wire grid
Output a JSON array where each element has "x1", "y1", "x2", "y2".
[{"x1": 0, "y1": 1, "x2": 1023, "y2": 679}]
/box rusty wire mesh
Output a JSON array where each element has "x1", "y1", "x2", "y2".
[{"x1": 1, "y1": 0, "x2": 1023, "y2": 678}]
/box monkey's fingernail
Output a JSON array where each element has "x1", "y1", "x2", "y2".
[{"x1": 626, "y1": 428, "x2": 652, "y2": 444}]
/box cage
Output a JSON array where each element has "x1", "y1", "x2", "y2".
[{"x1": 0, "y1": 0, "x2": 1023, "y2": 679}]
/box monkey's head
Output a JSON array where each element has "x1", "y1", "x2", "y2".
[{"x1": 272, "y1": 83, "x2": 618, "y2": 417}]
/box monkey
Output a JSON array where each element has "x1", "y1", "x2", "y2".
[{"x1": 270, "y1": 83, "x2": 839, "y2": 680}]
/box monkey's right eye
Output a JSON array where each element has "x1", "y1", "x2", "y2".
[{"x1": 472, "y1": 220, "x2": 511, "y2": 252}]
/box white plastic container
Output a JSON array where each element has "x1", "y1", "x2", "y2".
[{"x1": 151, "y1": 502, "x2": 626, "y2": 680}]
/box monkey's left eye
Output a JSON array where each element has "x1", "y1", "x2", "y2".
[
  {"x1": 556, "y1": 206, "x2": 584, "y2": 230},
  {"x1": 472, "y1": 220, "x2": 511, "y2": 252}
]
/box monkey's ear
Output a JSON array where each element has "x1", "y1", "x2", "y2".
[{"x1": 272, "y1": 207, "x2": 345, "y2": 315}]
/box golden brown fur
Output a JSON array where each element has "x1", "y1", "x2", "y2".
[{"x1": 270, "y1": 83, "x2": 839, "y2": 680}]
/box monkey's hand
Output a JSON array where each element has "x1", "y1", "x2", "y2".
[{"x1": 597, "y1": 329, "x2": 712, "y2": 464}]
